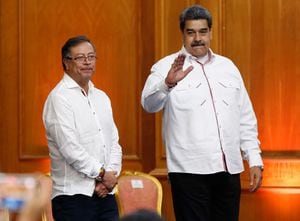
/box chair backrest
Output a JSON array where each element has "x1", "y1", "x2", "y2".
[{"x1": 115, "y1": 171, "x2": 163, "y2": 217}]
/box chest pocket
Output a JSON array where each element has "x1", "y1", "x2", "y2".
[
  {"x1": 218, "y1": 79, "x2": 240, "y2": 106},
  {"x1": 170, "y1": 81, "x2": 207, "y2": 111}
]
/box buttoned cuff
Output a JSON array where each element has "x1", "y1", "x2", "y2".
[
  {"x1": 90, "y1": 163, "x2": 103, "y2": 178},
  {"x1": 248, "y1": 153, "x2": 264, "y2": 168}
]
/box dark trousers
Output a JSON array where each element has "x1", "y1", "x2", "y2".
[
  {"x1": 169, "y1": 172, "x2": 241, "y2": 221},
  {"x1": 52, "y1": 194, "x2": 119, "y2": 221}
]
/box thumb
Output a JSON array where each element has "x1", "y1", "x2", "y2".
[{"x1": 183, "y1": 65, "x2": 194, "y2": 75}]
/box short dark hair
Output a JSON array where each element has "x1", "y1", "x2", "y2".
[
  {"x1": 61, "y1": 35, "x2": 96, "y2": 70},
  {"x1": 179, "y1": 5, "x2": 212, "y2": 32}
]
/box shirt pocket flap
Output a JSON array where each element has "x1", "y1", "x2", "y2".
[
  {"x1": 218, "y1": 79, "x2": 240, "y2": 89},
  {"x1": 175, "y1": 80, "x2": 202, "y2": 91}
]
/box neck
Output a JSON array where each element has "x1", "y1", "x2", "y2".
[
  {"x1": 66, "y1": 72, "x2": 90, "y2": 95},
  {"x1": 79, "y1": 81, "x2": 89, "y2": 95}
]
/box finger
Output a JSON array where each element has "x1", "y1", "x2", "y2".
[
  {"x1": 95, "y1": 182, "x2": 103, "y2": 192},
  {"x1": 174, "y1": 55, "x2": 185, "y2": 66},
  {"x1": 99, "y1": 185, "x2": 107, "y2": 192},
  {"x1": 251, "y1": 180, "x2": 260, "y2": 192},
  {"x1": 172, "y1": 62, "x2": 179, "y2": 71},
  {"x1": 178, "y1": 55, "x2": 186, "y2": 64},
  {"x1": 249, "y1": 172, "x2": 255, "y2": 192},
  {"x1": 183, "y1": 66, "x2": 194, "y2": 76},
  {"x1": 250, "y1": 174, "x2": 262, "y2": 192},
  {"x1": 177, "y1": 54, "x2": 186, "y2": 61},
  {"x1": 249, "y1": 182, "x2": 257, "y2": 192}
]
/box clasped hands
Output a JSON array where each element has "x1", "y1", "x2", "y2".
[{"x1": 94, "y1": 171, "x2": 118, "y2": 198}]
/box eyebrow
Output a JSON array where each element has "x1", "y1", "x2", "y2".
[
  {"x1": 186, "y1": 28, "x2": 209, "y2": 32},
  {"x1": 73, "y1": 52, "x2": 96, "y2": 56}
]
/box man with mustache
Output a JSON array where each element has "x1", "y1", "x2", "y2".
[
  {"x1": 43, "y1": 35, "x2": 122, "y2": 221},
  {"x1": 141, "y1": 5, "x2": 263, "y2": 221}
]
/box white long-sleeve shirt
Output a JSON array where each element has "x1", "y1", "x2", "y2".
[
  {"x1": 43, "y1": 73, "x2": 122, "y2": 199},
  {"x1": 141, "y1": 48, "x2": 263, "y2": 174}
]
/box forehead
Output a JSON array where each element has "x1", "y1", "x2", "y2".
[
  {"x1": 184, "y1": 19, "x2": 209, "y2": 30},
  {"x1": 70, "y1": 42, "x2": 95, "y2": 54}
]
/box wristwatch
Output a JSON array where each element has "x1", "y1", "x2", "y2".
[
  {"x1": 95, "y1": 166, "x2": 105, "y2": 182},
  {"x1": 255, "y1": 165, "x2": 264, "y2": 172},
  {"x1": 259, "y1": 166, "x2": 264, "y2": 172}
]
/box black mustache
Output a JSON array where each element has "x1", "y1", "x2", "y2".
[{"x1": 191, "y1": 42, "x2": 205, "y2": 47}]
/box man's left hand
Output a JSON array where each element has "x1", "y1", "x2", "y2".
[
  {"x1": 249, "y1": 166, "x2": 263, "y2": 192},
  {"x1": 102, "y1": 171, "x2": 118, "y2": 192}
]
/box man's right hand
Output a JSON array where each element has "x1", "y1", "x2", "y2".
[
  {"x1": 165, "y1": 54, "x2": 193, "y2": 88},
  {"x1": 94, "y1": 171, "x2": 118, "y2": 197},
  {"x1": 94, "y1": 181, "x2": 109, "y2": 198}
]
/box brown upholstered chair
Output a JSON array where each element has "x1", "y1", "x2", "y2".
[{"x1": 115, "y1": 171, "x2": 163, "y2": 217}]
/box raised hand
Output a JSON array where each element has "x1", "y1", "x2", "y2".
[{"x1": 165, "y1": 54, "x2": 193, "y2": 88}]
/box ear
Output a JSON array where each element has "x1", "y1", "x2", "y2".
[
  {"x1": 63, "y1": 58, "x2": 70, "y2": 70},
  {"x1": 209, "y1": 28, "x2": 213, "y2": 40}
]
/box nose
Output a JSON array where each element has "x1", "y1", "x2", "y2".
[
  {"x1": 83, "y1": 57, "x2": 92, "y2": 64},
  {"x1": 195, "y1": 32, "x2": 202, "y2": 41}
]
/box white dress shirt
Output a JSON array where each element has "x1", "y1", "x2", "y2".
[
  {"x1": 141, "y1": 47, "x2": 263, "y2": 174},
  {"x1": 43, "y1": 74, "x2": 122, "y2": 199}
]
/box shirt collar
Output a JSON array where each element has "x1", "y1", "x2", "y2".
[
  {"x1": 63, "y1": 73, "x2": 94, "y2": 90},
  {"x1": 180, "y1": 46, "x2": 215, "y2": 65}
]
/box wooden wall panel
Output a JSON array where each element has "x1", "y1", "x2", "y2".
[
  {"x1": 0, "y1": 0, "x2": 155, "y2": 172},
  {"x1": 223, "y1": 0, "x2": 300, "y2": 198},
  {"x1": 223, "y1": 0, "x2": 300, "y2": 152},
  {"x1": 240, "y1": 188, "x2": 300, "y2": 221},
  {"x1": 1, "y1": 0, "x2": 300, "y2": 220},
  {"x1": 0, "y1": 0, "x2": 20, "y2": 171},
  {"x1": 19, "y1": 0, "x2": 141, "y2": 159}
]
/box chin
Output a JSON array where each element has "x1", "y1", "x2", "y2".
[{"x1": 194, "y1": 51, "x2": 208, "y2": 58}]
